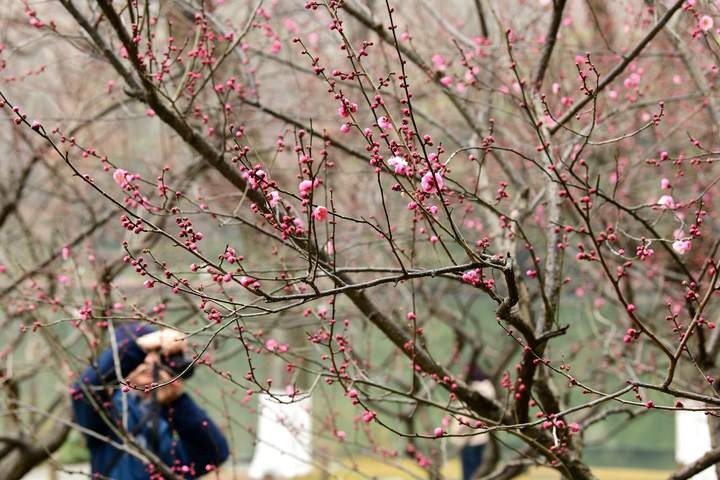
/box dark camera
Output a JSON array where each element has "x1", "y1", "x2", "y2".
[{"x1": 160, "y1": 353, "x2": 195, "y2": 378}]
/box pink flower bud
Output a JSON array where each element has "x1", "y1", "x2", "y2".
[{"x1": 362, "y1": 411, "x2": 376, "y2": 423}]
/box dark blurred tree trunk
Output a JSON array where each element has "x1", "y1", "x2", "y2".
[{"x1": 0, "y1": 414, "x2": 71, "y2": 480}]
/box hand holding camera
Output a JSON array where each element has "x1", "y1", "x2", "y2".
[
  {"x1": 127, "y1": 328, "x2": 194, "y2": 404},
  {"x1": 136, "y1": 328, "x2": 187, "y2": 355}
]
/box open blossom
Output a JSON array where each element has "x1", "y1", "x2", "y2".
[
  {"x1": 268, "y1": 191, "x2": 281, "y2": 207},
  {"x1": 421, "y1": 171, "x2": 445, "y2": 193},
  {"x1": 312, "y1": 206, "x2": 328, "y2": 221},
  {"x1": 387, "y1": 156, "x2": 408, "y2": 174},
  {"x1": 672, "y1": 239, "x2": 692, "y2": 255},
  {"x1": 112, "y1": 168, "x2": 128, "y2": 185},
  {"x1": 299, "y1": 179, "x2": 319, "y2": 197},
  {"x1": 699, "y1": 15, "x2": 714, "y2": 32},
  {"x1": 660, "y1": 178, "x2": 671, "y2": 190},
  {"x1": 377, "y1": 116, "x2": 392, "y2": 130},
  {"x1": 657, "y1": 195, "x2": 675, "y2": 209}
]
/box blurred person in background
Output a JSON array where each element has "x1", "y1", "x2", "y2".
[
  {"x1": 450, "y1": 364, "x2": 496, "y2": 480},
  {"x1": 71, "y1": 323, "x2": 229, "y2": 479}
]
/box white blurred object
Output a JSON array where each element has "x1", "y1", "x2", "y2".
[
  {"x1": 248, "y1": 392, "x2": 313, "y2": 479},
  {"x1": 676, "y1": 401, "x2": 717, "y2": 480}
]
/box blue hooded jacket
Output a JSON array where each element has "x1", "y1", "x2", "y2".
[{"x1": 71, "y1": 324, "x2": 230, "y2": 479}]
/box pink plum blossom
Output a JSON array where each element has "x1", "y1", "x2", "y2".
[
  {"x1": 672, "y1": 239, "x2": 691, "y2": 255},
  {"x1": 431, "y1": 54, "x2": 446, "y2": 70},
  {"x1": 657, "y1": 195, "x2": 675, "y2": 209},
  {"x1": 312, "y1": 206, "x2": 328, "y2": 221},
  {"x1": 299, "y1": 179, "x2": 318, "y2": 197},
  {"x1": 387, "y1": 156, "x2": 408, "y2": 174},
  {"x1": 700, "y1": 15, "x2": 714, "y2": 32},
  {"x1": 112, "y1": 168, "x2": 128, "y2": 185},
  {"x1": 268, "y1": 191, "x2": 281, "y2": 207},
  {"x1": 362, "y1": 411, "x2": 376, "y2": 423},
  {"x1": 463, "y1": 269, "x2": 480, "y2": 285},
  {"x1": 421, "y1": 171, "x2": 445, "y2": 193}
]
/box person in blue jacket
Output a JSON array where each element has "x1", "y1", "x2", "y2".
[{"x1": 71, "y1": 323, "x2": 230, "y2": 479}]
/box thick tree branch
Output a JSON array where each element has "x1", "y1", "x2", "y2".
[{"x1": 533, "y1": 0, "x2": 567, "y2": 90}]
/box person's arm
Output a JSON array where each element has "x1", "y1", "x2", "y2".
[
  {"x1": 163, "y1": 393, "x2": 230, "y2": 473},
  {"x1": 71, "y1": 339, "x2": 147, "y2": 437}
]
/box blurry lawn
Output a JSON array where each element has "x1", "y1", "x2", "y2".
[{"x1": 248, "y1": 457, "x2": 670, "y2": 480}]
